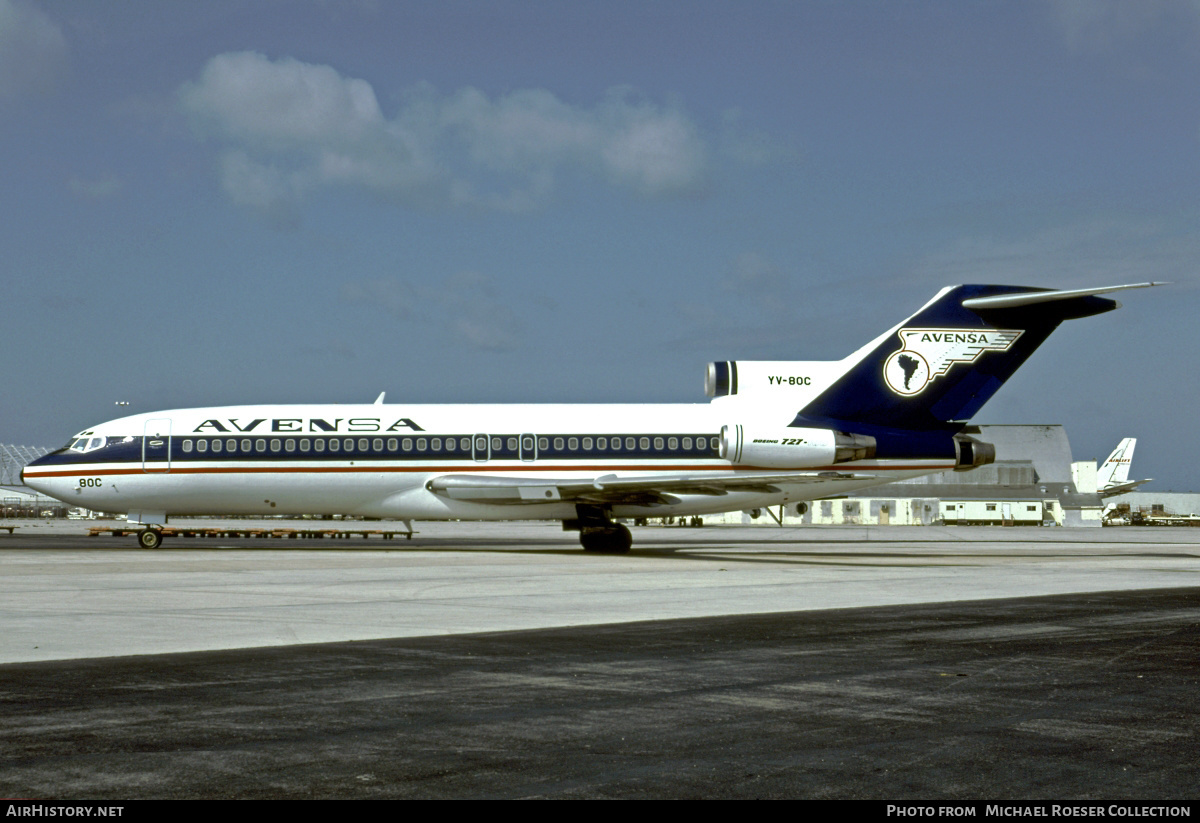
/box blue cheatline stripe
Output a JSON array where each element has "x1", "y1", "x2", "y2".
[{"x1": 28, "y1": 433, "x2": 726, "y2": 466}]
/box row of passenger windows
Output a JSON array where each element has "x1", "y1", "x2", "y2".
[{"x1": 178, "y1": 435, "x2": 719, "y2": 456}]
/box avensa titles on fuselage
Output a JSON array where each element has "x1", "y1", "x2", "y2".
[
  {"x1": 22, "y1": 282, "x2": 1161, "y2": 552},
  {"x1": 190, "y1": 415, "x2": 426, "y2": 433}
]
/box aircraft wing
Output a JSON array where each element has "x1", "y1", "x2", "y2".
[{"x1": 427, "y1": 471, "x2": 878, "y2": 507}]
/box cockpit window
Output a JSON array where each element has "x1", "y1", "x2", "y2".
[{"x1": 68, "y1": 437, "x2": 106, "y2": 453}]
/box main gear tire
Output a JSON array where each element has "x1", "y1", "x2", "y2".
[{"x1": 580, "y1": 523, "x2": 632, "y2": 553}]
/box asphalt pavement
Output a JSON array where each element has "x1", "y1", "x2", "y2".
[{"x1": 2, "y1": 586, "x2": 1198, "y2": 799}]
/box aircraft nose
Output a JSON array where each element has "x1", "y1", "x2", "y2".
[
  {"x1": 20, "y1": 456, "x2": 36, "y2": 484},
  {"x1": 21, "y1": 454, "x2": 51, "y2": 493}
]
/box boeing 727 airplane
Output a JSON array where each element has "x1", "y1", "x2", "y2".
[{"x1": 23, "y1": 282, "x2": 1160, "y2": 552}]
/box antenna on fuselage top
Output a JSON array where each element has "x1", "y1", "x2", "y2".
[{"x1": 374, "y1": 392, "x2": 386, "y2": 405}]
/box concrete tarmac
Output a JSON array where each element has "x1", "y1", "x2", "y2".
[
  {"x1": 1, "y1": 520, "x2": 1199, "y2": 798},
  {"x1": 2, "y1": 520, "x2": 1198, "y2": 662}
]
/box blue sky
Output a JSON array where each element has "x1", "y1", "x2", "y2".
[{"x1": 1, "y1": 0, "x2": 1195, "y2": 487}]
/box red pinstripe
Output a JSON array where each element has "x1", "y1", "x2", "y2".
[{"x1": 23, "y1": 461, "x2": 956, "y2": 478}]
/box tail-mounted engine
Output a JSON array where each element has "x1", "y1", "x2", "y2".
[
  {"x1": 953, "y1": 434, "x2": 995, "y2": 471},
  {"x1": 720, "y1": 425, "x2": 876, "y2": 468},
  {"x1": 706, "y1": 362, "x2": 739, "y2": 397}
]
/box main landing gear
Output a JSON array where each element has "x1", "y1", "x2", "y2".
[
  {"x1": 564, "y1": 505, "x2": 633, "y2": 553},
  {"x1": 579, "y1": 522, "x2": 633, "y2": 553}
]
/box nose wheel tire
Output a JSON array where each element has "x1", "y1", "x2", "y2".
[{"x1": 137, "y1": 529, "x2": 163, "y2": 549}]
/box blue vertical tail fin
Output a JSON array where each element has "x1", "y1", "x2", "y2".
[{"x1": 793, "y1": 283, "x2": 1160, "y2": 433}]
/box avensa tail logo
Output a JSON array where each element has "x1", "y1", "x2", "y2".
[{"x1": 883, "y1": 328, "x2": 1023, "y2": 396}]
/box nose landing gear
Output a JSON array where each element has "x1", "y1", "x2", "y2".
[{"x1": 137, "y1": 529, "x2": 163, "y2": 549}]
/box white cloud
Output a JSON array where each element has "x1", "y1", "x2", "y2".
[
  {"x1": 594, "y1": 90, "x2": 708, "y2": 196},
  {"x1": 0, "y1": 0, "x2": 67, "y2": 100},
  {"x1": 181, "y1": 52, "x2": 385, "y2": 146},
  {"x1": 179, "y1": 52, "x2": 711, "y2": 216}
]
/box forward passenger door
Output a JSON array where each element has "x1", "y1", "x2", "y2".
[{"x1": 142, "y1": 418, "x2": 172, "y2": 473}]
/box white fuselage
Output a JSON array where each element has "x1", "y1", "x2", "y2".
[{"x1": 22, "y1": 402, "x2": 951, "y2": 523}]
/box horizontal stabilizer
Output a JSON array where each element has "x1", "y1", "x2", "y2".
[
  {"x1": 962, "y1": 282, "x2": 1165, "y2": 310},
  {"x1": 1099, "y1": 478, "x2": 1153, "y2": 498}
]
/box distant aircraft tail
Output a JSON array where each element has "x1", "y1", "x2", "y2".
[
  {"x1": 792, "y1": 283, "x2": 1161, "y2": 434},
  {"x1": 1098, "y1": 438, "x2": 1136, "y2": 489},
  {"x1": 1096, "y1": 437, "x2": 1151, "y2": 496}
]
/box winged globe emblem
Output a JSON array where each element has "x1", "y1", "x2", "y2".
[{"x1": 883, "y1": 328, "x2": 1023, "y2": 396}]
